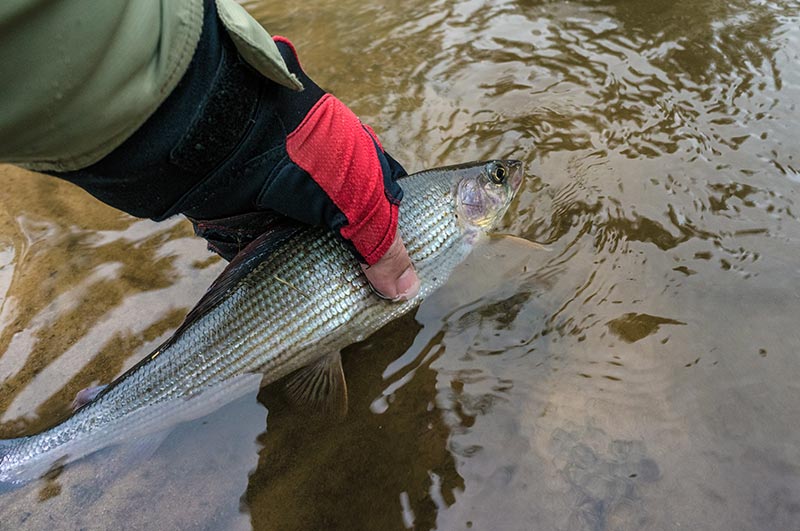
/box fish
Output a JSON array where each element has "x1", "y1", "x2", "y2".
[{"x1": 0, "y1": 159, "x2": 523, "y2": 485}]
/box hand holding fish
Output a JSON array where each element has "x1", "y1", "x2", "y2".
[
  {"x1": 45, "y1": 12, "x2": 421, "y2": 300},
  {"x1": 0, "y1": 159, "x2": 523, "y2": 486},
  {"x1": 0, "y1": 0, "x2": 526, "y2": 487},
  {"x1": 189, "y1": 35, "x2": 422, "y2": 300},
  {"x1": 253, "y1": 37, "x2": 421, "y2": 301}
]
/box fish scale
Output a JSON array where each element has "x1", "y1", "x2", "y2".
[{"x1": 0, "y1": 160, "x2": 521, "y2": 484}]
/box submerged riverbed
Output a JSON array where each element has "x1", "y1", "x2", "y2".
[{"x1": 1, "y1": 0, "x2": 800, "y2": 529}]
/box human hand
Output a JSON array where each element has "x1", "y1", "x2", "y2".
[
  {"x1": 42, "y1": 3, "x2": 420, "y2": 299},
  {"x1": 362, "y1": 231, "x2": 420, "y2": 301},
  {"x1": 255, "y1": 37, "x2": 421, "y2": 300},
  {"x1": 191, "y1": 36, "x2": 421, "y2": 300}
]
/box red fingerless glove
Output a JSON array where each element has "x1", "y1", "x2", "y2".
[{"x1": 272, "y1": 37, "x2": 406, "y2": 264}]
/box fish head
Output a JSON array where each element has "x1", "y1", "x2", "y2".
[{"x1": 454, "y1": 159, "x2": 523, "y2": 233}]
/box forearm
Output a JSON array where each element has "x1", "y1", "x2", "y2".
[
  {"x1": 4, "y1": 0, "x2": 414, "y2": 296},
  {"x1": 46, "y1": 1, "x2": 258, "y2": 221},
  {"x1": 43, "y1": 0, "x2": 405, "y2": 264}
]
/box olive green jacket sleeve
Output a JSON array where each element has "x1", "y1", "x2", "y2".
[{"x1": 0, "y1": 0, "x2": 302, "y2": 172}]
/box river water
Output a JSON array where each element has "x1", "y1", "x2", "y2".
[{"x1": 1, "y1": 0, "x2": 799, "y2": 529}]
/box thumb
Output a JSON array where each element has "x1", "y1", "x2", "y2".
[{"x1": 361, "y1": 231, "x2": 420, "y2": 302}]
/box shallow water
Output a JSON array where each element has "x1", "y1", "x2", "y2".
[{"x1": 2, "y1": 0, "x2": 800, "y2": 529}]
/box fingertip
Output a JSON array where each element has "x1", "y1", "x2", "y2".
[
  {"x1": 395, "y1": 265, "x2": 420, "y2": 301},
  {"x1": 361, "y1": 259, "x2": 420, "y2": 302},
  {"x1": 360, "y1": 231, "x2": 421, "y2": 302}
]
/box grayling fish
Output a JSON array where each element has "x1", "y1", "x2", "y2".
[{"x1": 0, "y1": 160, "x2": 523, "y2": 485}]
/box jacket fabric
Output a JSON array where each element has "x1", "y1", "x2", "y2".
[{"x1": 0, "y1": 0, "x2": 301, "y2": 171}]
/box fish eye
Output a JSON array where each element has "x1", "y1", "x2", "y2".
[{"x1": 489, "y1": 163, "x2": 507, "y2": 184}]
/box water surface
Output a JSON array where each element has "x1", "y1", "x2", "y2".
[{"x1": 1, "y1": 0, "x2": 800, "y2": 529}]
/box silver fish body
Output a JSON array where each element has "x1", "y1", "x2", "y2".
[{"x1": 0, "y1": 160, "x2": 523, "y2": 484}]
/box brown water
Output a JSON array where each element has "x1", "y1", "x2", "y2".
[{"x1": 1, "y1": 0, "x2": 800, "y2": 529}]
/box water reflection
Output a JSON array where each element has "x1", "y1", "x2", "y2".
[
  {"x1": 0, "y1": 390, "x2": 266, "y2": 530},
  {"x1": 1, "y1": 0, "x2": 800, "y2": 529},
  {"x1": 248, "y1": 314, "x2": 462, "y2": 531},
  {"x1": 0, "y1": 213, "x2": 221, "y2": 436}
]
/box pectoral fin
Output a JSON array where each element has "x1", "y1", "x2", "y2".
[
  {"x1": 489, "y1": 233, "x2": 550, "y2": 251},
  {"x1": 285, "y1": 352, "x2": 348, "y2": 417},
  {"x1": 71, "y1": 384, "x2": 108, "y2": 412}
]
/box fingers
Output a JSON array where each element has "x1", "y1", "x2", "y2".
[{"x1": 361, "y1": 231, "x2": 420, "y2": 302}]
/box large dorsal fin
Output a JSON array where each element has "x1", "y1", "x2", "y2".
[
  {"x1": 166, "y1": 222, "x2": 304, "y2": 349},
  {"x1": 88, "y1": 222, "x2": 304, "y2": 405}
]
